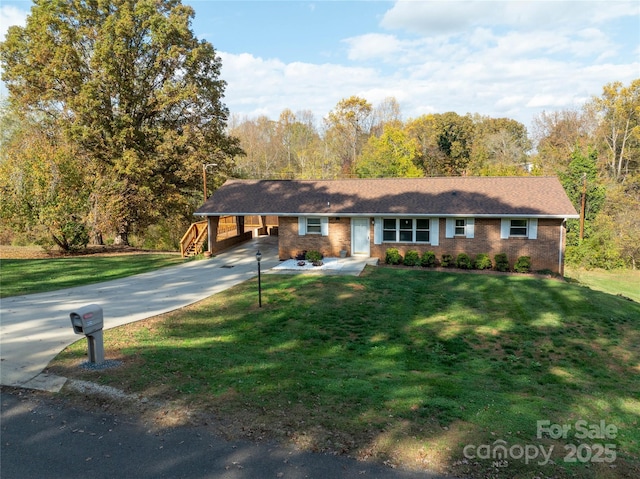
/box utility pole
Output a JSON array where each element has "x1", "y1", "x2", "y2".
[
  {"x1": 579, "y1": 173, "x2": 587, "y2": 241},
  {"x1": 202, "y1": 163, "x2": 218, "y2": 201}
]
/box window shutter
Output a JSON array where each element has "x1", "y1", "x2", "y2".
[
  {"x1": 298, "y1": 217, "x2": 306, "y2": 236},
  {"x1": 528, "y1": 218, "x2": 538, "y2": 239},
  {"x1": 500, "y1": 218, "x2": 510, "y2": 239},
  {"x1": 445, "y1": 218, "x2": 455, "y2": 238},
  {"x1": 466, "y1": 218, "x2": 475, "y2": 239},
  {"x1": 373, "y1": 217, "x2": 382, "y2": 245},
  {"x1": 321, "y1": 217, "x2": 329, "y2": 236},
  {"x1": 430, "y1": 218, "x2": 439, "y2": 246}
]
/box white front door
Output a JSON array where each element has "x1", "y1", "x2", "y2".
[{"x1": 351, "y1": 218, "x2": 370, "y2": 256}]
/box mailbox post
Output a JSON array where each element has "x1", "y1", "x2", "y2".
[{"x1": 70, "y1": 304, "x2": 105, "y2": 364}]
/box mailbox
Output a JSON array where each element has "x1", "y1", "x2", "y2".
[
  {"x1": 70, "y1": 304, "x2": 103, "y2": 335},
  {"x1": 69, "y1": 304, "x2": 105, "y2": 364}
]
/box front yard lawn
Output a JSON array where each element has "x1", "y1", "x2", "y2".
[
  {"x1": 50, "y1": 267, "x2": 640, "y2": 478},
  {"x1": 0, "y1": 254, "x2": 184, "y2": 297}
]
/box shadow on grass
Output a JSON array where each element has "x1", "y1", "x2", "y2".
[{"x1": 49, "y1": 268, "x2": 640, "y2": 478}]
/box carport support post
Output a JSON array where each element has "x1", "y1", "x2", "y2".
[{"x1": 87, "y1": 331, "x2": 105, "y2": 364}]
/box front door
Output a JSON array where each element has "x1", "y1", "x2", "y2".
[{"x1": 351, "y1": 218, "x2": 370, "y2": 256}]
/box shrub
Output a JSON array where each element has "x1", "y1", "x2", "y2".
[
  {"x1": 421, "y1": 250, "x2": 436, "y2": 267},
  {"x1": 514, "y1": 256, "x2": 532, "y2": 273},
  {"x1": 474, "y1": 253, "x2": 492, "y2": 270},
  {"x1": 403, "y1": 250, "x2": 420, "y2": 266},
  {"x1": 441, "y1": 254, "x2": 454, "y2": 267},
  {"x1": 494, "y1": 253, "x2": 509, "y2": 272},
  {"x1": 456, "y1": 253, "x2": 472, "y2": 269},
  {"x1": 385, "y1": 248, "x2": 403, "y2": 265},
  {"x1": 305, "y1": 250, "x2": 323, "y2": 266},
  {"x1": 295, "y1": 250, "x2": 307, "y2": 261}
]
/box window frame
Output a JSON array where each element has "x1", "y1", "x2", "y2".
[
  {"x1": 382, "y1": 218, "x2": 430, "y2": 243},
  {"x1": 454, "y1": 218, "x2": 466, "y2": 236},
  {"x1": 306, "y1": 217, "x2": 322, "y2": 234},
  {"x1": 509, "y1": 219, "x2": 528, "y2": 237}
]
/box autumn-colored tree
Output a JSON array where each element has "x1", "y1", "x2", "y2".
[
  {"x1": 590, "y1": 79, "x2": 640, "y2": 182},
  {"x1": 355, "y1": 124, "x2": 422, "y2": 178},
  {"x1": 1, "y1": 0, "x2": 241, "y2": 245},
  {"x1": 406, "y1": 112, "x2": 475, "y2": 175},
  {"x1": 469, "y1": 116, "x2": 532, "y2": 175},
  {"x1": 531, "y1": 109, "x2": 596, "y2": 175},
  {"x1": 324, "y1": 96, "x2": 373, "y2": 176},
  {"x1": 0, "y1": 109, "x2": 90, "y2": 251},
  {"x1": 371, "y1": 96, "x2": 402, "y2": 137}
]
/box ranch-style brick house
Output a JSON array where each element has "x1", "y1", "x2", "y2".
[{"x1": 193, "y1": 177, "x2": 579, "y2": 275}]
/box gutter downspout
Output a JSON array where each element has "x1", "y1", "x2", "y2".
[{"x1": 559, "y1": 219, "x2": 566, "y2": 276}]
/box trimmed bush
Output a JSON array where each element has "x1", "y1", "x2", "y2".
[
  {"x1": 456, "y1": 253, "x2": 472, "y2": 269},
  {"x1": 494, "y1": 253, "x2": 509, "y2": 272},
  {"x1": 403, "y1": 250, "x2": 420, "y2": 266},
  {"x1": 441, "y1": 254, "x2": 454, "y2": 267},
  {"x1": 514, "y1": 256, "x2": 532, "y2": 273},
  {"x1": 474, "y1": 253, "x2": 492, "y2": 270},
  {"x1": 305, "y1": 250, "x2": 324, "y2": 266},
  {"x1": 421, "y1": 250, "x2": 436, "y2": 267},
  {"x1": 385, "y1": 248, "x2": 403, "y2": 265}
]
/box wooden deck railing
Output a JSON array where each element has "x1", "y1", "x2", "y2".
[{"x1": 180, "y1": 221, "x2": 208, "y2": 257}]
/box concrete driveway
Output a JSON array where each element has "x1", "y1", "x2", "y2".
[
  {"x1": 0, "y1": 236, "x2": 281, "y2": 391},
  {"x1": 1, "y1": 236, "x2": 377, "y2": 392}
]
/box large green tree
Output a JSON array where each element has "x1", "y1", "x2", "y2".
[
  {"x1": 355, "y1": 124, "x2": 422, "y2": 178},
  {"x1": 1, "y1": 0, "x2": 241, "y2": 245}
]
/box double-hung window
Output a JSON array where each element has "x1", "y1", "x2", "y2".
[
  {"x1": 509, "y1": 219, "x2": 528, "y2": 237},
  {"x1": 383, "y1": 218, "x2": 430, "y2": 243},
  {"x1": 306, "y1": 217, "x2": 322, "y2": 234},
  {"x1": 455, "y1": 219, "x2": 466, "y2": 236},
  {"x1": 500, "y1": 218, "x2": 537, "y2": 239}
]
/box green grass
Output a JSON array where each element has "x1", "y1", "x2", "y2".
[
  {"x1": 566, "y1": 266, "x2": 640, "y2": 303},
  {"x1": 50, "y1": 267, "x2": 640, "y2": 478},
  {"x1": 0, "y1": 254, "x2": 185, "y2": 297}
]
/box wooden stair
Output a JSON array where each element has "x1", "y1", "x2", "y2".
[{"x1": 180, "y1": 221, "x2": 208, "y2": 257}]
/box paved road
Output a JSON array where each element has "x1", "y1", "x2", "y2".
[
  {"x1": 0, "y1": 388, "x2": 450, "y2": 479},
  {"x1": 0, "y1": 236, "x2": 281, "y2": 391}
]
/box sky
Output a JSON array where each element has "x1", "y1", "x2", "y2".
[{"x1": 1, "y1": 0, "x2": 639, "y2": 130}]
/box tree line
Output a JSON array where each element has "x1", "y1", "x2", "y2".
[{"x1": 0, "y1": 1, "x2": 638, "y2": 268}]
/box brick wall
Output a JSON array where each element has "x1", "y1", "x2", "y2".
[
  {"x1": 278, "y1": 216, "x2": 566, "y2": 273},
  {"x1": 370, "y1": 218, "x2": 566, "y2": 273},
  {"x1": 278, "y1": 217, "x2": 351, "y2": 259}
]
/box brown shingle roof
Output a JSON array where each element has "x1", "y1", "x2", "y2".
[{"x1": 195, "y1": 177, "x2": 579, "y2": 218}]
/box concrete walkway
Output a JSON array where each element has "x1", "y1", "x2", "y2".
[{"x1": 0, "y1": 236, "x2": 375, "y2": 392}]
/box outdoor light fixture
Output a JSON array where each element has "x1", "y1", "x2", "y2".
[{"x1": 256, "y1": 250, "x2": 262, "y2": 307}]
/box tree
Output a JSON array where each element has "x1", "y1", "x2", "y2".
[
  {"x1": 1, "y1": 0, "x2": 241, "y2": 245},
  {"x1": 371, "y1": 96, "x2": 402, "y2": 136},
  {"x1": 0, "y1": 109, "x2": 91, "y2": 251},
  {"x1": 531, "y1": 109, "x2": 596, "y2": 175},
  {"x1": 559, "y1": 147, "x2": 606, "y2": 246},
  {"x1": 406, "y1": 112, "x2": 475, "y2": 175},
  {"x1": 590, "y1": 79, "x2": 640, "y2": 182},
  {"x1": 324, "y1": 96, "x2": 373, "y2": 176},
  {"x1": 355, "y1": 124, "x2": 422, "y2": 178},
  {"x1": 469, "y1": 116, "x2": 532, "y2": 175}
]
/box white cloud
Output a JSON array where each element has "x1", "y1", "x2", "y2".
[
  {"x1": 381, "y1": 0, "x2": 638, "y2": 35},
  {"x1": 0, "y1": 5, "x2": 27, "y2": 40}
]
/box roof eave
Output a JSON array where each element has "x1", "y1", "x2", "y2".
[{"x1": 194, "y1": 212, "x2": 580, "y2": 219}]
